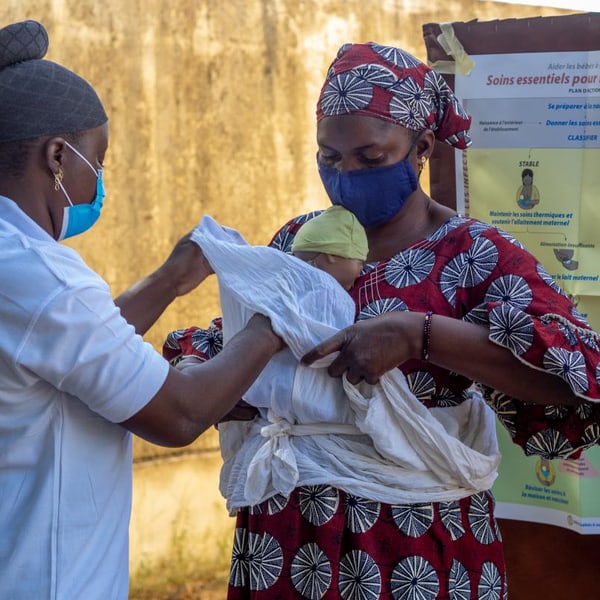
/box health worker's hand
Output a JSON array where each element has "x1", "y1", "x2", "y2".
[
  {"x1": 217, "y1": 400, "x2": 259, "y2": 425},
  {"x1": 162, "y1": 232, "x2": 214, "y2": 297},
  {"x1": 244, "y1": 313, "x2": 286, "y2": 353},
  {"x1": 115, "y1": 231, "x2": 214, "y2": 335}
]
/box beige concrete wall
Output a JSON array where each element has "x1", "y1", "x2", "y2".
[
  {"x1": 1, "y1": 0, "x2": 577, "y2": 586},
  {"x1": 130, "y1": 451, "x2": 233, "y2": 580}
]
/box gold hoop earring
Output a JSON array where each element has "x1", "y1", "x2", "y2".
[
  {"x1": 54, "y1": 167, "x2": 63, "y2": 191},
  {"x1": 418, "y1": 156, "x2": 427, "y2": 174}
]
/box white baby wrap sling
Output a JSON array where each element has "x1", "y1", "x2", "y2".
[{"x1": 191, "y1": 216, "x2": 500, "y2": 512}]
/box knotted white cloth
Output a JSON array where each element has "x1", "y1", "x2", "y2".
[{"x1": 191, "y1": 216, "x2": 500, "y2": 511}]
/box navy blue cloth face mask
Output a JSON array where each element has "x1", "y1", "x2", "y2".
[{"x1": 317, "y1": 148, "x2": 419, "y2": 229}]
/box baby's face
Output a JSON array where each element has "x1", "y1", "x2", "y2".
[{"x1": 294, "y1": 251, "x2": 363, "y2": 290}]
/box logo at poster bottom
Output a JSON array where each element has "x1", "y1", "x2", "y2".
[{"x1": 535, "y1": 458, "x2": 556, "y2": 486}]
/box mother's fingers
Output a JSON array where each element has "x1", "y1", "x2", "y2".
[
  {"x1": 301, "y1": 330, "x2": 349, "y2": 365},
  {"x1": 338, "y1": 363, "x2": 380, "y2": 385}
]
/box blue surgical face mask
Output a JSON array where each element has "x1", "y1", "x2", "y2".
[
  {"x1": 317, "y1": 149, "x2": 418, "y2": 228},
  {"x1": 57, "y1": 141, "x2": 105, "y2": 241}
]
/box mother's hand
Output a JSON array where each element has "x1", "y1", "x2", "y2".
[{"x1": 301, "y1": 311, "x2": 424, "y2": 384}]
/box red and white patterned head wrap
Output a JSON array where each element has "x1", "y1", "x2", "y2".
[{"x1": 316, "y1": 42, "x2": 472, "y2": 149}]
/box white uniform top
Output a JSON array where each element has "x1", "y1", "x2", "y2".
[{"x1": 0, "y1": 195, "x2": 169, "y2": 599}]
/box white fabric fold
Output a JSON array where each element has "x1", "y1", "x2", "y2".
[
  {"x1": 244, "y1": 410, "x2": 363, "y2": 505},
  {"x1": 344, "y1": 373, "x2": 499, "y2": 492},
  {"x1": 190, "y1": 215, "x2": 354, "y2": 359},
  {"x1": 191, "y1": 216, "x2": 500, "y2": 511}
]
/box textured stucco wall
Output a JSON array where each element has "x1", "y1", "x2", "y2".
[{"x1": 0, "y1": 0, "x2": 570, "y2": 354}]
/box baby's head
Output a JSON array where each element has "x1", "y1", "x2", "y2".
[{"x1": 291, "y1": 206, "x2": 368, "y2": 290}]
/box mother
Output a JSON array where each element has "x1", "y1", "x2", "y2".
[{"x1": 167, "y1": 42, "x2": 600, "y2": 599}]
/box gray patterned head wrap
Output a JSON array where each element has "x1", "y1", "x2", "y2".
[{"x1": 0, "y1": 20, "x2": 107, "y2": 143}]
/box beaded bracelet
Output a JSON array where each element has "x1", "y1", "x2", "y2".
[{"x1": 422, "y1": 311, "x2": 433, "y2": 361}]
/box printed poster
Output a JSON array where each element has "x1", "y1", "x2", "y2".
[{"x1": 454, "y1": 50, "x2": 600, "y2": 533}]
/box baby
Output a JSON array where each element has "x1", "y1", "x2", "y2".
[{"x1": 291, "y1": 206, "x2": 367, "y2": 290}]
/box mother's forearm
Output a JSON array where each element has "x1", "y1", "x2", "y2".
[{"x1": 427, "y1": 314, "x2": 579, "y2": 406}]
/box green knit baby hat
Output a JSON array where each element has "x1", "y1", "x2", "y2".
[{"x1": 291, "y1": 206, "x2": 368, "y2": 261}]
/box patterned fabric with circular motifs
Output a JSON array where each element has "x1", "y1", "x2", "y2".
[
  {"x1": 226, "y1": 486, "x2": 506, "y2": 599},
  {"x1": 164, "y1": 214, "x2": 600, "y2": 455},
  {"x1": 316, "y1": 42, "x2": 472, "y2": 149},
  {"x1": 163, "y1": 212, "x2": 600, "y2": 599}
]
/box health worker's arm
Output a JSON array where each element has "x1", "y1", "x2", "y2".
[
  {"x1": 121, "y1": 313, "x2": 282, "y2": 446},
  {"x1": 115, "y1": 231, "x2": 212, "y2": 335}
]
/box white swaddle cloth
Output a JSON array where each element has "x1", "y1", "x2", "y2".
[{"x1": 191, "y1": 216, "x2": 500, "y2": 510}]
